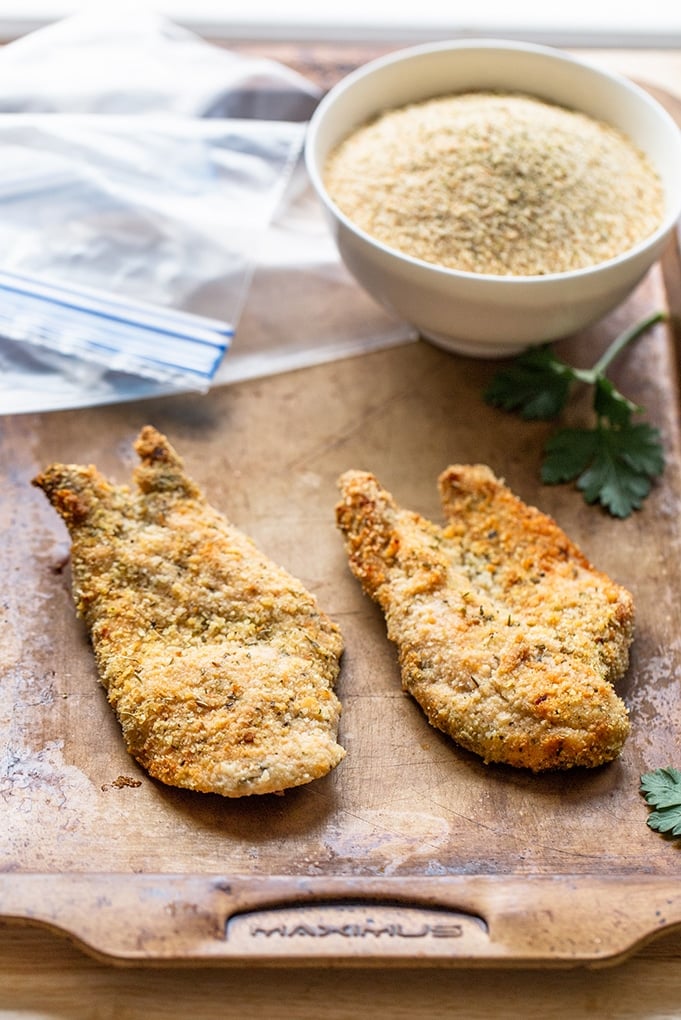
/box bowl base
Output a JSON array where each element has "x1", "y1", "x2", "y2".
[{"x1": 420, "y1": 328, "x2": 527, "y2": 360}]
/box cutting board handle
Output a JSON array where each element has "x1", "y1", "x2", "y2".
[
  {"x1": 225, "y1": 897, "x2": 489, "y2": 961},
  {"x1": 1, "y1": 872, "x2": 681, "y2": 966}
]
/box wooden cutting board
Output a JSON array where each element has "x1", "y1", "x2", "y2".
[{"x1": 1, "y1": 73, "x2": 681, "y2": 969}]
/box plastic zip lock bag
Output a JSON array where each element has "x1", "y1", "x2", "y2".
[
  {"x1": 0, "y1": 9, "x2": 415, "y2": 417},
  {"x1": 0, "y1": 8, "x2": 320, "y2": 121},
  {"x1": 0, "y1": 112, "x2": 305, "y2": 407}
]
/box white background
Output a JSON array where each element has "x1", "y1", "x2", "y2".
[{"x1": 0, "y1": 0, "x2": 680, "y2": 45}]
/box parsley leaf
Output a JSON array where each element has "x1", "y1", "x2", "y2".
[
  {"x1": 640, "y1": 768, "x2": 681, "y2": 838},
  {"x1": 540, "y1": 427, "x2": 599, "y2": 484},
  {"x1": 542, "y1": 420, "x2": 664, "y2": 518},
  {"x1": 484, "y1": 345, "x2": 574, "y2": 420},
  {"x1": 593, "y1": 375, "x2": 639, "y2": 425},
  {"x1": 484, "y1": 311, "x2": 666, "y2": 517}
]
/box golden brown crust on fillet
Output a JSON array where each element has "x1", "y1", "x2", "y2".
[
  {"x1": 33, "y1": 426, "x2": 344, "y2": 797},
  {"x1": 335, "y1": 465, "x2": 633, "y2": 772}
]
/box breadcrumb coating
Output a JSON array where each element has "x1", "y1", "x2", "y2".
[
  {"x1": 336, "y1": 465, "x2": 633, "y2": 771},
  {"x1": 33, "y1": 426, "x2": 344, "y2": 797}
]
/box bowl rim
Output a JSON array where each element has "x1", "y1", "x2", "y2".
[{"x1": 304, "y1": 37, "x2": 681, "y2": 286}]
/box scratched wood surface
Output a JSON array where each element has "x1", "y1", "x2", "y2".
[
  {"x1": 1, "y1": 51, "x2": 681, "y2": 972},
  {"x1": 2, "y1": 260, "x2": 681, "y2": 965}
]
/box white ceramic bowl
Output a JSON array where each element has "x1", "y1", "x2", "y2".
[{"x1": 305, "y1": 39, "x2": 681, "y2": 357}]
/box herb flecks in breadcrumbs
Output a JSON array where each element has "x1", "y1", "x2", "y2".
[{"x1": 32, "y1": 426, "x2": 345, "y2": 797}]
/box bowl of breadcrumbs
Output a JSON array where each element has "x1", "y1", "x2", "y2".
[{"x1": 305, "y1": 39, "x2": 681, "y2": 356}]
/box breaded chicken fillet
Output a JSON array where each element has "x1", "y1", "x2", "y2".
[
  {"x1": 33, "y1": 426, "x2": 344, "y2": 797},
  {"x1": 336, "y1": 465, "x2": 633, "y2": 771}
]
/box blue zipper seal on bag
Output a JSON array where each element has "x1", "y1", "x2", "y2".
[{"x1": 0, "y1": 268, "x2": 233, "y2": 388}]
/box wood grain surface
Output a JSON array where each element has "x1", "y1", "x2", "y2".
[
  {"x1": 0, "y1": 921, "x2": 681, "y2": 1020},
  {"x1": 1, "y1": 42, "x2": 681, "y2": 1020}
]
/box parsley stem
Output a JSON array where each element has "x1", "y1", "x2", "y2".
[{"x1": 574, "y1": 310, "x2": 666, "y2": 383}]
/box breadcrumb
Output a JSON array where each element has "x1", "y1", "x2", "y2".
[{"x1": 324, "y1": 92, "x2": 663, "y2": 276}]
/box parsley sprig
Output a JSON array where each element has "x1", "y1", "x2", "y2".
[
  {"x1": 484, "y1": 311, "x2": 666, "y2": 517},
  {"x1": 640, "y1": 768, "x2": 681, "y2": 839}
]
